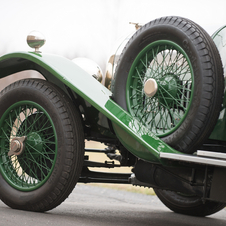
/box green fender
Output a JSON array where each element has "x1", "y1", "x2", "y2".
[{"x1": 0, "y1": 51, "x2": 181, "y2": 163}]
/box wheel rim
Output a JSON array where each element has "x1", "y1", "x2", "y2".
[
  {"x1": 0, "y1": 101, "x2": 57, "y2": 191},
  {"x1": 126, "y1": 40, "x2": 194, "y2": 137}
]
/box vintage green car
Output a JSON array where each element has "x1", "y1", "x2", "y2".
[{"x1": 0, "y1": 16, "x2": 226, "y2": 217}]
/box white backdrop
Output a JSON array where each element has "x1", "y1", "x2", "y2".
[{"x1": 0, "y1": 0, "x2": 226, "y2": 72}]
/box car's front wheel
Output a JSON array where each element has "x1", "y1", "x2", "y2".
[{"x1": 0, "y1": 79, "x2": 84, "y2": 211}]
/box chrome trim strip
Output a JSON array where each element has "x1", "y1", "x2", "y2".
[
  {"x1": 160, "y1": 152, "x2": 226, "y2": 167},
  {"x1": 197, "y1": 150, "x2": 226, "y2": 160}
]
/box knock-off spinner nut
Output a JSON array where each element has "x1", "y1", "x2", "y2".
[
  {"x1": 8, "y1": 136, "x2": 27, "y2": 156},
  {"x1": 144, "y1": 78, "x2": 158, "y2": 97},
  {"x1": 10, "y1": 140, "x2": 21, "y2": 153}
]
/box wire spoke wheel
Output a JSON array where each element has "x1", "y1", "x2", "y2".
[
  {"x1": 127, "y1": 40, "x2": 193, "y2": 137},
  {"x1": 0, "y1": 79, "x2": 84, "y2": 212},
  {"x1": 113, "y1": 16, "x2": 224, "y2": 154},
  {"x1": 0, "y1": 101, "x2": 57, "y2": 191}
]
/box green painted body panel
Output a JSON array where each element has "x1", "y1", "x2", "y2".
[
  {"x1": 209, "y1": 26, "x2": 226, "y2": 141},
  {"x1": 0, "y1": 51, "x2": 181, "y2": 162}
]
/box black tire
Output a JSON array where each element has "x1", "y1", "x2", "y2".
[
  {"x1": 154, "y1": 189, "x2": 225, "y2": 216},
  {"x1": 0, "y1": 79, "x2": 84, "y2": 212},
  {"x1": 112, "y1": 16, "x2": 224, "y2": 153}
]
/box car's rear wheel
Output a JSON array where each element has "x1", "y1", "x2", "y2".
[
  {"x1": 0, "y1": 79, "x2": 84, "y2": 211},
  {"x1": 154, "y1": 189, "x2": 225, "y2": 216}
]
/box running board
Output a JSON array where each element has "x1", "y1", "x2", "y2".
[{"x1": 160, "y1": 150, "x2": 226, "y2": 167}]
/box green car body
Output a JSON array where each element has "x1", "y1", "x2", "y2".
[{"x1": 0, "y1": 51, "x2": 180, "y2": 163}]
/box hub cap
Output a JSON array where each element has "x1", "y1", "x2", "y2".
[{"x1": 144, "y1": 78, "x2": 158, "y2": 97}]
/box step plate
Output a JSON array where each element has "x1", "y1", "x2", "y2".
[{"x1": 160, "y1": 151, "x2": 226, "y2": 168}]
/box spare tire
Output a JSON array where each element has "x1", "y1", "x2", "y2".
[{"x1": 112, "y1": 16, "x2": 224, "y2": 153}]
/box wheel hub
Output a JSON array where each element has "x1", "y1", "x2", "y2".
[
  {"x1": 8, "y1": 136, "x2": 27, "y2": 156},
  {"x1": 157, "y1": 74, "x2": 178, "y2": 105},
  {"x1": 143, "y1": 75, "x2": 179, "y2": 105},
  {"x1": 26, "y1": 132, "x2": 43, "y2": 155}
]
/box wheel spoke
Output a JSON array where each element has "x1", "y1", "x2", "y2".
[
  {"x1": 127, "y1": 40, "x2": 193, "y2": 136},
  {"x1": 0, "y1": 101, "x2": 57, "y2": 191}
]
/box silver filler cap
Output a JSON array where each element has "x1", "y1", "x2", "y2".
[{"x1": 27, "y1": 31, "x2": 46, "y2": 53}]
